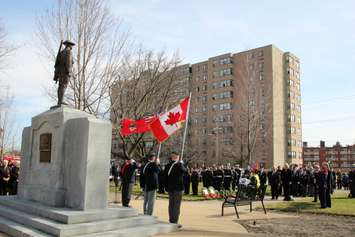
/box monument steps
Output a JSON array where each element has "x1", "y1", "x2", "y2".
[
  {"x1": 0, "y1": 197, "x2": 138, "y2": 224},
  {"x1": 0, "y1": 215, "x2": 52, "y2": 237},
  {"x1": 0, "y1": 202, "x2": 164, "y2": 237},
  {"x1": 75, "y1": 222, "x2": 179, "y2": 237}
]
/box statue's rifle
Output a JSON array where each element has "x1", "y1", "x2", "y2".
[{"x1": 53, "y1": 40, "x2": 63, "y2": 83}]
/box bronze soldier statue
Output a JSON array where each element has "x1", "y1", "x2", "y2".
[{"x1": 53, "y1": 40, "x2": 75, "y2": 106}]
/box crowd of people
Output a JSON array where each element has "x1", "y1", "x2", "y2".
[
  {"x1": 0, "y1": 159, "x2": 19, "y2": 196},
  {"x1": 111, "y1": 155, "x2": 355, "y2": 224}
]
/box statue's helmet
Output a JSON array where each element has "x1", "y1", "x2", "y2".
[{"x1": 63, "y1": 40, "x2": 75, "y2": 46}]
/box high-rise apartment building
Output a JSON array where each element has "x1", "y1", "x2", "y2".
[
  {"x1": 187, "y1": 45, "x2": 302, "y2": 168},
  {"x1": 111, "y1": 44, "x2": 302, "y2": 168}
]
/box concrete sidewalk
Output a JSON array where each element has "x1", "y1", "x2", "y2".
[{"x1": 121, "y1": 195, "x2": 297, "y2": 237}]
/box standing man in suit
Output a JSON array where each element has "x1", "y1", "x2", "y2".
[
  {"x1": 164, "y1": 152, "x2": 187, "y2": 225},
  {"x1": 120, "y1": 158, "x2": 137, "y2": 207},
  {"x1": 141, "y1": 153, "x2": 160, "y2": 215}
]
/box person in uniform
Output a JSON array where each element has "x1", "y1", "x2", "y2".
[
  {"x1": 164, "y1": 152, "x2": 187, "y2": 226},
  {"x1": 259, "y1": 167, "x2": 267, "y2": 188},
  {"x1": 270, "y1": 167, "x2": 281, "y2": 200},
  {"x1": 191, "y1": 168, "x2": 199, "y2": 196},
  {"x1": 205, "y1": 167, "x2": 213, "y2": 188},
  {"x1": 53, "y1": 40, "x2": 75, "y2": 106},
  {"x1": 232, "y1": 165, "x2": 242, "y2": 191},
  {"x1": 183, "y1": 168, "x2": 191, "y2": 195},
  {"x1": 223, "y1": 164, "x2": 232, "y2": 191},
  {"x1": 158, "y1": 165, "x2": 165, "y2": 194},
  {"x1": 9, "y1": 161, "x2": 19, "y2": 195},
  {"x1": 140, "y1": 153, "x2": 160, "y2": 215},
  {"x1": 312, "y1": 165, "x2": 320, "y2": 202},
  {"x1": 120, "y1": 158, "x2": 137, "y2": 207},
  {"x1": 348, "y1": 164, "x2": 355, "y2": 198},
  {"x1": 281, "y1": 163, "x2": 292, "y2": 201},
  {"x1": 214, "y1": 165, "x2": 224, "y2": 191}
]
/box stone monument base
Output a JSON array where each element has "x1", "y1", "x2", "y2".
[{"x1": 0, "y1": 196, "x2": 177, "y2": 237}]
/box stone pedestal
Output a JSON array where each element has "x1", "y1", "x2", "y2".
[
  {"x1": 18, "y1": 106, "x2": 111, "y2": 210},
  {"x1": 0, "y1": 106, "x2": 177, "y2": 237}
]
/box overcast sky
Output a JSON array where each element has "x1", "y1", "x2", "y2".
[{"x1": 1, "y1": 0, "x2": 355, "y2": 147}]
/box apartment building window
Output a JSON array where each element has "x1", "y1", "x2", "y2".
[
  {"x1": 248, "y1": 52, "x2": 255, "y2": 59},
  {"x1": 258, "y1": 51, "x2": 264, "y2": 57},
  {"x1": 290, "y1": 103, "x2": 295, "y2": 110},
  {"x1": 202, "y1": 64, "x2": 207, "y2": 72},
  {"x1": 203, "y1": 75, "x2": 208, "y2": 81},
  {"x1": 202, "y1": 105, "x2": 207, "y2": 112},
  {"x1": 195, "y1": 87, "x2": 200, "y2": 92},
  {"x1": 220, "y1": 58, "x2": 232, "y2": 65},
  {"x1": 289, "y1": 114, "x2": 296, "y2": 122},
  {"x1": 259, "y1": 71, "x2": 264, "y2": 81},
  {"x1": 295, "y1": 71, "x2": 300, "y2": 80},
  {"x1": 212, "y1": 91, "x2": 233, "y2": 100},
  {"x1": 201, "y1": 96, "x2": 207, "y2": 102},
  {"x1": 258, "y1": 62, "x2": 264, "y2": 69},
  {"x1": 213, "y1": 71, "x2": 219, "y2": 77},
  {"x1": 195, "y1": 76, "x2": 200, "y2": 82},
  {"x1": 202, "y1": 85, "x2": 207, "y2": 91},
  {"x1": 297, "y1": 118, "x2": 301, "y2": 124},
  {"x1": 220, "y1": 68, "x2": 232, "y2": 76},
  {"x1": 220, "y1": 103, "x2": 232, "y2": 110},
  {"x1": 249, "y1": 64, "x2": 254, "y2": 70},
  {"x1": 201, "y1": 117, "x2": 207, "y2": 123},
  {"x1": 213, "y1": 60, "x2": 219, "y2": 66},
  {"x1": 291, "y1": 127, "x2": 295, "y2": 134},
  {"x1": 211, "y1": 80, "x2": 233, "y2": 89},
  {"x1": 289, "y1": 80, "x2": 294, "y2": 86}
]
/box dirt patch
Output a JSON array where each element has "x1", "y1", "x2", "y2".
[{"x1": 237, "y1": 212, "x2": 355, "y2": 237}]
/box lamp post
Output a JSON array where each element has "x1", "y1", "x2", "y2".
[{"x1": 210, "y1": 126, "x2": 223, "y2": 165}]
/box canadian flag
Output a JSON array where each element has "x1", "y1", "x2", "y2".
[{"x1": 150, "y1": 97, "x2": 190, "y2": 143}]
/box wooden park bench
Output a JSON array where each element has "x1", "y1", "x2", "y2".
[{"x1": 221, "y1": 184, "x2": 267, "y2": 218}]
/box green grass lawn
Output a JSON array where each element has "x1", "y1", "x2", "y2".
[
  {"x1": 110, "y1": 182, "x2": 272, "y2": 202},
  {"x1": 265, "y1": 194, "x2": 355, "y2": 217},
  {"x1": 110, "y1": 182, "x2": 208, "y2": 201}
]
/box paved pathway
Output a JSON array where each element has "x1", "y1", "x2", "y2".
[{"x1": 110, "y1": 193, "x2": 298, "y2": 237}]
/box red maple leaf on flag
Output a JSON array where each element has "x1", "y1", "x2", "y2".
[{"x1": 165, "y1": 112, "x2": 181, "y2": 126}]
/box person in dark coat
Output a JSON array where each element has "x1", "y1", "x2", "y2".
[
  {"x1": 205, "y1": 167, "x2": 213, "y2": 188},
  {"x1": 201, "y1": 168, "x2": 207, "y2": 188},
  {"x1": 183, "y1": 168, "x2": 191, "y2": 195},
  {"x1": 232, "y1": 165, "x2": 241, "y2": 191},
  {"x1": 319, "y1": 162, "x2": 331, "y2": 208},
  {"x1": 158, "y1": 165, "x2": 165, "y2": 194},
  {"x1": 120, "y1": 158, "x2": 137, "y2": 207},
  {"x1": 111, "y1": 161, "x2": 120, "y2": 188},
  {"x1": 223, "y1": 164, "x2": 232, "y2": 191},
  {"x1": 213, "y1": 166, "x2": 224, "y2": 191},
  {"x1": 191, "y1": 168, "x2": 199, "y2": 196},
  {"x1": 312, "y1": 165, "x2": 320, "y2": 202},
  {"x1": 259, "y1": 167, "x2": 267, "y2": 188},
  {"x1": 141, "y1": 153, "x2": 160, "y2": 215},
  {"x1": 9, "y1": 161, "x2": 19, "y2": 195},
  {"x1": 281, "y1": 163, "x2": 292, "y2": 201},
  {"x1": 349, "y1": 166, "x2": 355, "y2": 198},
  {"x1": 164, "y1": 152, "x2": 187, "y2": 225},
  {"x1": 270, "y1": 167, "x2": 281, "y2": 200}
]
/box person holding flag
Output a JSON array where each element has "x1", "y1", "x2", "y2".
[{"x1": 163, "y1": 152, "x2": 187, "y2": 226}]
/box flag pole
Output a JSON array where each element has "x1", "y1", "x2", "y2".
[
  {"x1": 157, "y1": 143, "x2": 162, "y2": 159},
  {"x1": 180, "y1": 92, "x2": 192, "y2": 161}
]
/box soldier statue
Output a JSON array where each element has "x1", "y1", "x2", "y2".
[{"x1": 53, "y1": 40, "x2": 75, "y2": 106}]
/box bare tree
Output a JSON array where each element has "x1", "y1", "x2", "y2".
[
  {"x1": 0, "y1": 86, "x2": 16, "y2": 159},
  {"x1": 110, "y1": 49, "x2": 185, "y2": 160},
  {"x1": 0, "y1": 20, "x2": 15, "y2": 71},
  {"x1": 234, "y1": 52, "x2": 272, "y2": 167},
  {"x1": 35, "y1": 0, "x2": 130, "y2": 116}
]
